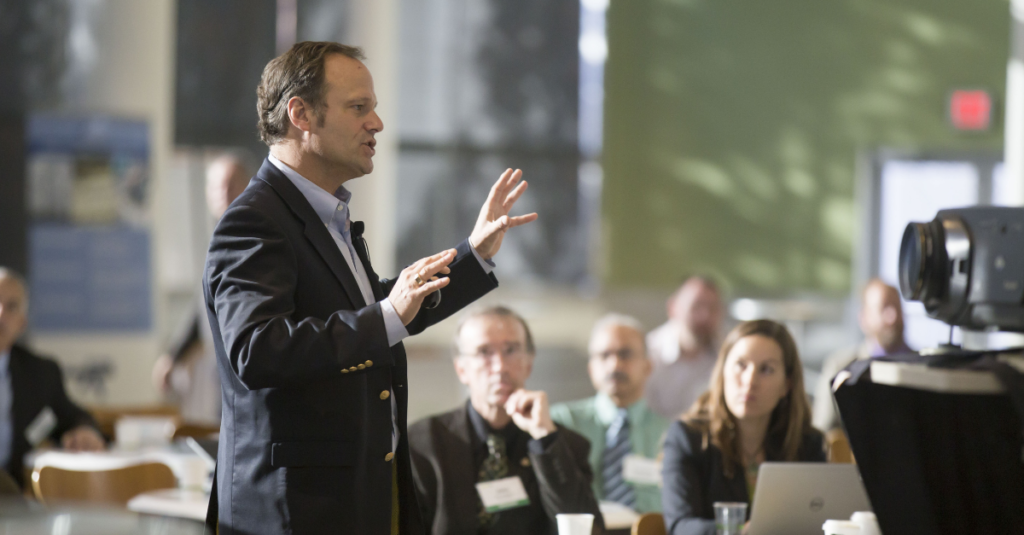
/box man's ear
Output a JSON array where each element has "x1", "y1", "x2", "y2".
[{"x1": 286, "y1": 96, "x2": 313, "y2": 133}]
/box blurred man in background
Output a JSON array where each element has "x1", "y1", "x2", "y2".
[
  {"x1": 552, "y1": 313, "x2": 668, "y2": 513},
  {"x1": 645, "y1": 276, "x2": 724, "y2": 419},
  {"x1": 813, "y1": 278, "x2": 912, "y2": 431},
  {"x1": 409, "y1": 306, "x2": 602, "y2": 534},
  {"x1": 152, "y1": 153, "x2": 250, "y2": 425},
  {"x1": 0, "y1": 268, "x2": 104, "y2": 487}
]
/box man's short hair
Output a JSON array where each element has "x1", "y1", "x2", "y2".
[
  {"x1": 0, "y1": 267, "x2": 28, "y2": 309},
  {"x1": 454, "y1": 305, "x2": 536, "y2": 356},
  {"x1": 589, "y1": 313, "x2": 646, "y2": 355},
  {"x1": 256, "y1": 41, "x2": 365, "y2": 146}
]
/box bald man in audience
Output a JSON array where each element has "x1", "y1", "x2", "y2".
[
  {"x1": 813, "y1": 278, "x2": 913, "y2": 431},
  {"x1": 0, "y1": 268, "x2": 103, "y2": 487},
  {"x1": 152, "y1": 153, "x2": 251, "y2": 425},
  {"x1": 645, "y1": 276, "x2": 724, "y2": 419},
  {"x1": 552, "y1": 314, "x2": 669, "y2": 513}
]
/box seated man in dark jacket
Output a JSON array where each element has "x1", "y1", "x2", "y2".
[
  {"x1": 409, "y1": 306, "x2": 604, "y2": 535},
  {"x1": 0, "y1": 268, "x2": 103, "y2": 487}
]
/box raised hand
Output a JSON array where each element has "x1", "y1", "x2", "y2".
[
  {"x1": 504, "y1": 389, "x2": 556, "y2": 440},
  {"x1": 468, "y1": 169, "x2": 539, "y2": 260},
  {"x1": 389, "y1": 249, "x2": 455, "y2": 325}
]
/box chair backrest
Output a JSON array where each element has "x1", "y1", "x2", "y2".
[
  {"x1": 826, "y1": 428, "x2": 856, "y2": 464},
  {"x1": 632, "y1": 512, "x2": 667, "y2": 535},
  {"x1": 172, "y1": 423, "x2": 220, "y2": 441},
  {"x1": 31, "y1": 462, "x2": 177, "y2": 506}
]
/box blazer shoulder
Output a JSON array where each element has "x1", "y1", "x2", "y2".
[
  {"x1": 10, "y1": 345, "x2": 61, "y2": 375},
  {"x1": 798, "y1": 427, "x2": 827, "y2": 461},
  {"x1": 408, "y1": 407, "x2": 466, "y2": 453},
  {"x1": 666, "y1": 419, "x2": 709, "y2": 458}
]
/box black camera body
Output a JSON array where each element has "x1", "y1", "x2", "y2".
[{"x1": 900, "y1": 206, "x2": 1024, "y2": 331}]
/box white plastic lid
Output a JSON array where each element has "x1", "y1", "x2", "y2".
[{"x1": 822, "y1": 519, "x2": 861, "y2": 535}]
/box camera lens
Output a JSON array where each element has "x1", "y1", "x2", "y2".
[{"x1": 899, "y1": 220, "x2": 947, "y2": 304}]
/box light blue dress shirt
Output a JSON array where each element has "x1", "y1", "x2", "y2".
[{"x1": 0, "y1": 350, "x2": 12, "y2": 468}]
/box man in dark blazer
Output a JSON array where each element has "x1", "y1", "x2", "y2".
[
  {"x1": 0, "y1": 268, "x2": 104, "y2": 487},
  {"x1": 204, "y1": 42, "x2": 537, "y2": 535},
  {"x1": 409, "y1": 306, "x2": 604, "y2": 535}
]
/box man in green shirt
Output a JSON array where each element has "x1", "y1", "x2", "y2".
[{"x1": 551, "y1": 314, "x2": 669, "y2": 513}]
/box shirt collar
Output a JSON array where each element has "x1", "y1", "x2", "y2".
[
  {"x1": 594, "y1": 392, "x2": 650, "y2": 427},
  {"x1": 267, "y1": 153, "x2": 353, "y2": 228},
  {"x1": 0, "y1": 350, "x2": 9, "y2": 376}
]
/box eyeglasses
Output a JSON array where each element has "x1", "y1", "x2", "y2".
[{"x1": 459, "y1": 343, "x2": 529, "y2": 363}]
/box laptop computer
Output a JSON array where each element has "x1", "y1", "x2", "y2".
[{"x1": 748, "y1": 463, "x2": 871, "y2": 535}]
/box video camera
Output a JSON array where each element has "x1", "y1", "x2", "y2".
[{"x1": 899, "y1": 206, "x2": 1024, "y2": 332}]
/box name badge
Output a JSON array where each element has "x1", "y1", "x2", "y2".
[
  {"x1": 25, "y1": 406, "x2": 57, "y2": 446},
  {"x1": 622, "y1": 454, "x2": 662, "y2": 486},
  {"x1": 475, "y1": 476, "x2": 531, "y2": 512}
]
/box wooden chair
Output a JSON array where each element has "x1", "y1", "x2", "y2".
[
  {"x1": 826, "y1": 428, "x2": 855, "y2": 464},
  {"x1": 31, "y1": 462, "x2": 177, "y2": 506},
  {"x1": 172, "y1": 422, "x2": 220, "y2": 441},
  {"x1": 632, "y1": 512, "x2": 667, "y2": 535}
]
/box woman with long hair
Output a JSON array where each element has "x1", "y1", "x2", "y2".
[{"x1": 661, "y1": 320, "x2": 825, "y2": 535}]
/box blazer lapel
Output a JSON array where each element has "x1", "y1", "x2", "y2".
[{"x1": 255, "y1": 159, "x2": 367, "y2": 309}]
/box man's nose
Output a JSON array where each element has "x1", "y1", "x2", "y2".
[{"x1": 368, "y1": 110, "x2": 383, "y2": 133}]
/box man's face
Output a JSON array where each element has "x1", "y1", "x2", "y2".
[
  {"x1": 0, "y1": 276, "x2": 28, "y2": 352},
  {"x1": 308, "y1": 54, "x2": 383, "y2": 180},
  {"x1": 588, "y1": 325, "x2": 651, "y2": 405},
  {"x1": 669, "y1": 280, "x2": 723, "y2": 346},
  {"x1": 860, "y1": 283, "x2": 904, "y2": 349},
  {"x1": 454, "y1": 315, "x2": 534, "y2": 409}
]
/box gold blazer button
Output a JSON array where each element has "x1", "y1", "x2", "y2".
[
  {"x1": 385, "y1": 452, "x2": 395, "y2": 462},
  {"x1": 365, "y1": 360, "x2": 373, "y2": 367},
  {"x1": 380, "y1": 390, "x2": 390, "y2": 400}
]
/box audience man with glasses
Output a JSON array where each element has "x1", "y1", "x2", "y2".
[
  {"x1": 408, "y1": 306, "x2": 603, "y2": 534},
  {"x1": 552, "y1": 313, "x2": 669, "y2": 513}
]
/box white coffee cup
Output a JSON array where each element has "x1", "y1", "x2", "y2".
[
  {"x1": 822, "y1": 519, "x2": 861, "y2": 535},
  {"x1": 556, "y1": 513, "x2": 594, "y2": 535},
  {"x1": 850, "y1": 511, "x2": 880, "y2": 535}
]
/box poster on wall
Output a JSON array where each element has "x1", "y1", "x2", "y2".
[{"x1": 26, "y1": 115, "x2": 152, "y2": 332}]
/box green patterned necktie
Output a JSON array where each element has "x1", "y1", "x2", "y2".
[{"x1": 477, "y1": 433, "x2": 509, "y2": 530}]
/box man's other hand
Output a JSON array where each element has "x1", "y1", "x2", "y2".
[
  {"x1": 504, "y1": 389, "x2": 556, "y2": 440},
  {"x1": 389, "y1": 249, "x2": 455, "y2": 325},
  {"x1": 468, "y1": 169, "x2": 539, "y2": 260},
  {"x1": 61, "y1": 425, "x2": 105, "y2": 452}
]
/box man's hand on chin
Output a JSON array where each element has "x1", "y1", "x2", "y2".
[
  {"x1": 469, "y1": 168, "x2": 539, "y2": 260},
  {"x1": 504, "y1": 389, "x2": 556, "y2": 440}
]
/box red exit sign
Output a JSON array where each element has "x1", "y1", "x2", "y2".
[{"x1": 948, "y1": 89, "x2": 992, "y2": 131}]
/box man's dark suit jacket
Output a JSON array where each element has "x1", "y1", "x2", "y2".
[
  {"x1": 4, "y1": 344, "x2": 98, "y2": 487},
  {"x1": 408, "y1": 403, "x2": 605, "y2": 535},
  {"x1": 204, "y1": 159, "x2": 497, "y2": 535},
  {"x1": 660, "y1": 420, "x2": 826, "y2": 535}
]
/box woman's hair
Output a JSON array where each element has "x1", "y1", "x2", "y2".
[{"x1": 682, "y1": 319, "x2": 814, "y2": 478}]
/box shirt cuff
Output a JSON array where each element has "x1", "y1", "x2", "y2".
[
  {"x1": 469, "y1": 240, "x2": 496, "y2": 275},
  {"x1": 380, "y1": 298, "x2": 409, "y2": 347},
  {"x1": 528, "y1": 429, "x2": 560, "y2": 455}
]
